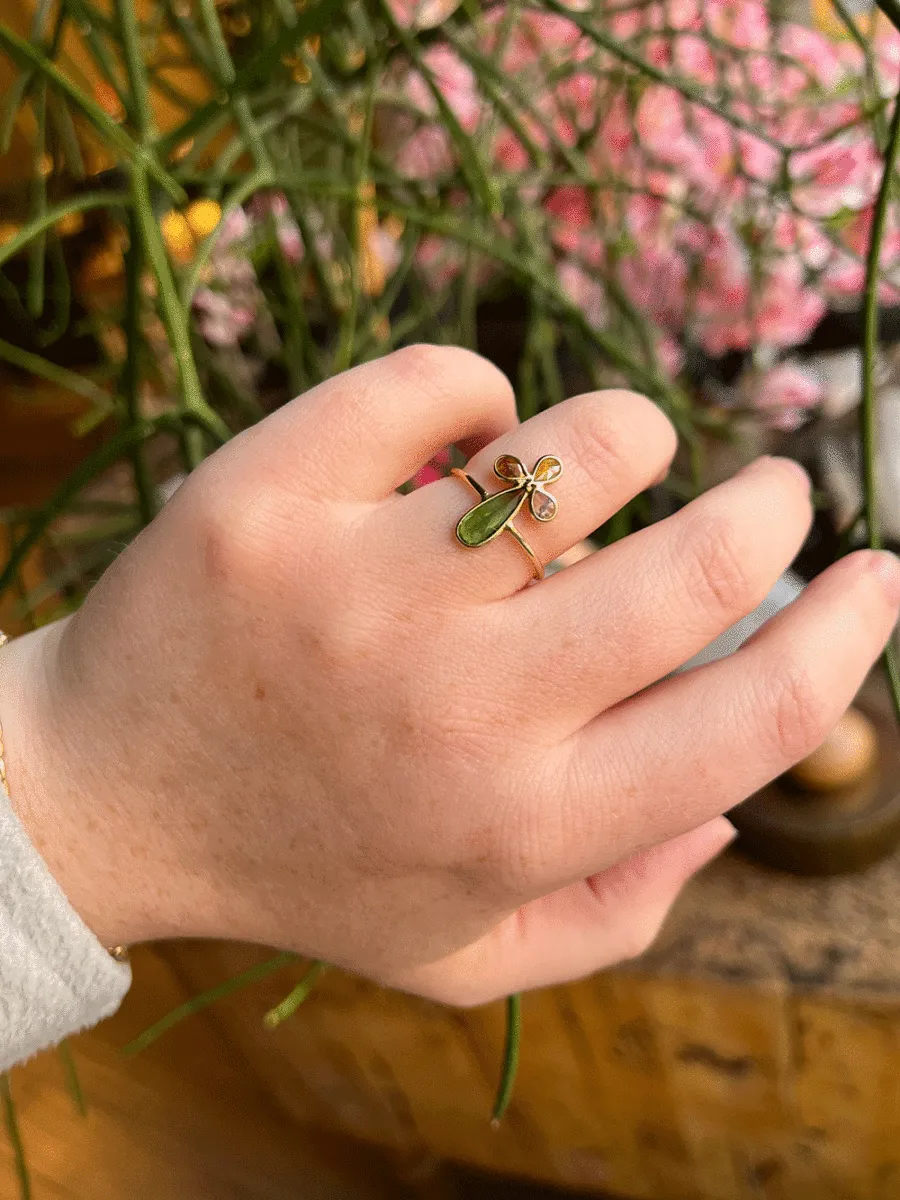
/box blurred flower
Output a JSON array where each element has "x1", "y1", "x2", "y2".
[
  {"x1": 412, "y1": 448, "x2": 451, "y2": 488},
  {"x1": 161, "y1": 211, "x2": 195, "y2": 264},
  {"x1": 193, "y1": 287, "x2": 255, "y2": 346},
  {"x1": 747, "y1": 361, "x2": 823, "y2": 430},
  {"x1": 186, "y1": 199, "x2": 222, "y2": 239},
  {"x1": 387, "y1": 0, "x2": 462, "y2": 28}
]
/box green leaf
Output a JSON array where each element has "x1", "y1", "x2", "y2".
[
  {"x1": 1, "y1": 1075, "x2": 31, "y2": 1200},
  {"x1": 123, "y1": 952, "x2": 298, "y2": 1056},
  {"x1": 491, "y1": 994, "x2": 521, "y2": 1126},
  {"x1": 264, "y1": 961, "x2": 327, "y2": 1029}
]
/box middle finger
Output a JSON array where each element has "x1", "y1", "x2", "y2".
[{"x1": 504, "y1": 455, "x2": 813, "y2": 736}]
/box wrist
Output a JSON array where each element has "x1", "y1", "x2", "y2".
[{"x1": 0, "y1": 619, "x2": 154, "y2": 948}]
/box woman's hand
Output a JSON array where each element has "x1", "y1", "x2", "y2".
[{"x1": 3, "y1": 346, "x2": 898, "y2": 1005}]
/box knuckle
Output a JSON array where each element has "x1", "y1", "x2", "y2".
[
  {"x1": 569, "y1": 399, "x2": 631, "y2": 481},
  {"x1": 185, "y1": 468, "x2": 307, "y2": 594},
  {"x1": 767, "y1": 658, "x2": 832, "y2": 764},
  {"x1": 185, "y1": 472, "x2": 262, "y2": 590},
  {"x1": 388, "y1": 343, "x2": 511, "y2": 406},
  {"x1": 683, "y1": 511, "x2": 754, "y2": 619}
]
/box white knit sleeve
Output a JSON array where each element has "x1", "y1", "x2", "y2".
[{"x1": 0, "y1": 784, "x2": 131, "y2": 1071}]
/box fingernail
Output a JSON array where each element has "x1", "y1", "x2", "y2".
[
  {"x1": 867, "y1": 549, "x2": 900, "y2": 605},
  {"x1": 739, "y1": 455, "x2": 810, "y2": 491}
]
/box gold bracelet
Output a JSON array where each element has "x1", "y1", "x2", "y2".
[{"x1": 0, "y1": 630, "x2": 127, "y2": 963}]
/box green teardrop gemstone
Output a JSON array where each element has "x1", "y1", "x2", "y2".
[{"x1": 456, "y1": 487, "x2": 526, "y2": 547}]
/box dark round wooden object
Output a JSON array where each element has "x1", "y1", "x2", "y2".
[{"x1": 729, "y1": 700, "x2": 900, "y2": 876}]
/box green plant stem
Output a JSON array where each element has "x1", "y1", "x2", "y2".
[
  {"x1": 122, "y1": 215, "x2": 157, "y2": 526},
  {"x1": 861, "y1": 91, "x2": 900, "y2": 728},
  {"x1": 379, "y1": 0, "x2": 501, "y2": 216},
  {"x1": 195, "y1": 0, "x2": 274, "y2": 173},
  {"x1": 27, "y1": 81, "x2": 47, "y2": 318},
  {"x1": 0, "y1": 419, "x2": 161, "y2": 598},
  {"x1": 537, "y1": 0, "x2": 781, "y2": 148},
  {"x1": 129, "y1": 164, "x2": 229, "y2": 452},
  {"x1": 491, "y1": 994, "x2": 521, "y2": 1126},
  {"x1": 263, "y1": 961, "x2": 327, "y2": 1028},
  {"x1": 181, "y1": 165, "x2": 271, "y2": 304},
  {"x1": 0, "y1": 338, "x2": 110, "y2": 406},
  {"x1": 155, "y1": 0, "x2": 343, "y2": 159},
  {"x1": 0, "y1": 1075, "x2": 31, "y2": 1200},
  {"x1": 0, "y1": 24, "x2": 184, "y2": 205},
  {"x1": 115, "y1": 0, "x2": 155, "y2": 139},
  {"x1": 861, "y1": 98, "x2": 900, "y2": 551},
  {"x1": 58, "y1": 1042, "x2": 87, "y2": 1118},
  {"x1": 0, "y1": 192, "x2": 130, "y2": 271},
  {"x1": 123, "y1": 953, "x2": 298, "y2": 1055},
  {"x1": 831, "y1": 0, "x2": 886, "y2": 144},
  {"x1": 335, "y1": 58, "x2": 380, "y2": 373}
]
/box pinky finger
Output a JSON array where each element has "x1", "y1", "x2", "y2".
[{"x1": 394, "y1": 818, "x2": 735, "y2": 1007}]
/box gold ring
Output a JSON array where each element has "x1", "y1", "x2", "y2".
[{"x1": 453, "y1": 454, "x2": 563, "y2": 582}]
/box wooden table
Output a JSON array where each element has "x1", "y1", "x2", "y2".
[{"x1": 6, "y1": 831, "x2": 900, "y2": 1200}]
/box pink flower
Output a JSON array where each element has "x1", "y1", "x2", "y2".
[
  {"x1": 545, "y1": 186, "x2": 593, "y2": 253},
  {"x1": 737, "y1": 129, "x2": 780, "y2": 183},
  {"x1": 754, "y1": 258, "x2": 826, "y2": 347},
  {"x1": 674, "y1": 35, "x2": 717, "y2": 86},
  {"x1": 876, "y1": 27, "x2": 900, "y2": 94},
  {"x1": 791, "y1": 134, "x2": 880, "y2": 217},
  {"x1": 404, "y1": 45, "x2": 481, "y2": 133},
  {"x1": 597, "y1": 93, "x2": 633, "y2": 165},
  {"x1": 276, "y1": 220, "x2": 303, "y2": 264},
  {"x1": 193, "y1": 287, "x2": 256, "y2": 346},
  {"x1": 749, "y1": 362, "x2": 823, "y2": 430},
  {"x1": 494, "y1": 128, "x2": 531, "y2": 172},
  {"x1": 217, "y1": 207, "x2": 249, "y2": 249},
  {"x1": 707, "y1": 0, "x2": 771, "y2": 50},
  {"x1": 497, "y1": 11, "x2": 582, "y2": 72},
  {"x1": 386, "y1": 0, "x2": 461, "y2": 28},
  {"x1": 635, "y1": 85, "x2": 687, "y2": 158},
  {"x1": 656, "y1": 333, "x2": 685, "y2": 377},
  {"x1": 777, "y1": 25, "x2": 844, "y2": 91},
  {"x1": 412, "y1": 448, "x2": 451, "y2": 488},
  {"x1": 415, "y1": 234, "x2": 464, "y2": 290},
  {"x1": 248, "y1": 191, "x2": 289, "y2": 221},
  {"x1": 622, "y1": 250, "x2": 689, "y2": 327},
  {"x1": 396, "y1": 124, "x2": 454, "y2": 179},
  {"x1": 557, "y1": 260, "x2": 607, "y2": 327}
]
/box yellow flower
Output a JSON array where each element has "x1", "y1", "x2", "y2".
[
  {"x1": 186, "y1": 198, "x2": 222, "y2": 240},
  {"x1": 226, "y1": 12, "x2": 252, "y2": 35},
  {"x1": 81, "y1": 247, "x2": 123, "y2": 285},
  {"x1": 161, "y1": 210, "x2": 195, "y2": 264},
  {"x1": 56, "y1": 211, "x2": 85, "y2": 237}
]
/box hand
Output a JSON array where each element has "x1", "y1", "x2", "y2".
[{"x1": 3, "y1": 346, "x2": 898, "y2": 1005}]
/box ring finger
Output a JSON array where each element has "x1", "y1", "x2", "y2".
[{"x1": 379, "y1": 388, "x2": 677, "y2": 601}]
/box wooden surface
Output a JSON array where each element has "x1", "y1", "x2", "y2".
[{"x1": 8, "y1": 931, "x2": 900, "y2": 1200}]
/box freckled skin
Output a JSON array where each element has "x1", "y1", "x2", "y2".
[{"x1": 2, "y1": 346, "x2": 898, "y2": 1007}]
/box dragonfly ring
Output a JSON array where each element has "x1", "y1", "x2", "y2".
[{"x1": 452, "y1": 454, "x2": 563, "y2": 581}]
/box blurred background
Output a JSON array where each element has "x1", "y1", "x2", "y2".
[{"x1": 5, "y1": 0, "x2": 900, "y2": 1196}]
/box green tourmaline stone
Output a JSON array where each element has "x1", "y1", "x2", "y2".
[{"x1": 457, "y1": 488, "x2": 525, "y2": 547}]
